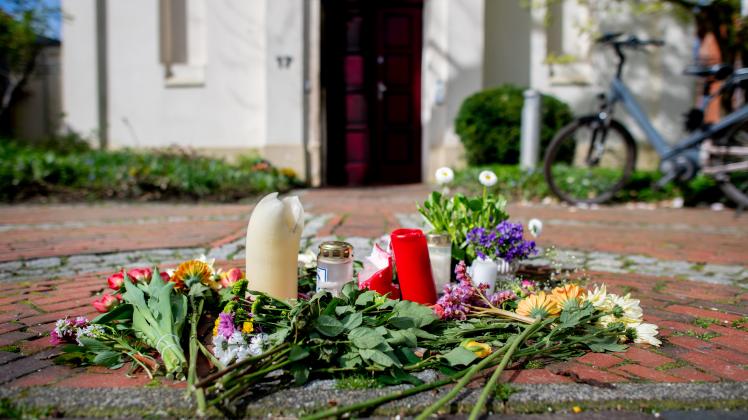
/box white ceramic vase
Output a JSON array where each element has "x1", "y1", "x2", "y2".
[
  {"x1": 469, "y1": 257, "x2": 498, "y2": 291},
  {"x1": 495, "y1": 257, "x2": 518, "y2": 282}
]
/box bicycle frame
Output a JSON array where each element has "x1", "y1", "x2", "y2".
[{"x1": 607, "y1": 78, "x2": 748, "y2": 164}]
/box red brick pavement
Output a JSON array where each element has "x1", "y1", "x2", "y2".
[{"x1": 0, "y1": 185, "x2": 747, "y2": 388}]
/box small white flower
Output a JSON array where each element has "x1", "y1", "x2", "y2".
[
  {"x1": 478, "y1": 170, "x2": 498, "y2": 187},
  {"x1": 609, "y1": 293, "x2": 643, "y2": 321},
  {"x1": 297, "y1": 250, "x2": 316, "y2": 268},
  {"x1": 528, "y1": 218, "x2": 543, "y2": 238},
  {"x1": 434, "y1": 167, "x2": 454, "y2": 185},
  {"x1": 585, "y1": 284, "x2": 608, "y2": 308},
  {"x1": 75, "y1": 324, "x2": 104, "y2": 346},
  {"x1": 633, "y1": 322, "x2": 661, "y2": 347}
]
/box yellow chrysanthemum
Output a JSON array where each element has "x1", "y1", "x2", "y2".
[
  {"x1": 213, "y1": 318, "x2": 220, "y2": 337},
  {"x1": 171, "y1": 260, "x2": 218, "y2": 291},
  {"x1": 242, "y1": 321, "x2": 253, "y2": 334},
  {"x1": 516, "y1": 292, "x2": 560, "y2": 319},
  {"x1": 550, "y1": 284, "x2": 586, "y2": 310},
  {"x1": 461, "y1": 340, "x2": 492, "y2": 358}
]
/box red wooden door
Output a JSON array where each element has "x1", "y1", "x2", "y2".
[
  {"x1": 372, "y1": 7, "x2": 422, "y2": 184},
  {"x1": 322, "y1": 1, "x2": 422, "y2": 186}
]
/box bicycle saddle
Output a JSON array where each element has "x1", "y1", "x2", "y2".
[{"x1": 683, "y1": 63, "x2": 733, "y2": 80}]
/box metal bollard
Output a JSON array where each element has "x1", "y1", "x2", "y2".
[{"x1": 520, "y1": 89, "x2": 541, "y2": 170}]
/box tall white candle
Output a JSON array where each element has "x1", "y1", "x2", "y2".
[{"x1": 245, "y1": 192, "x2": 304, "y2": 300}]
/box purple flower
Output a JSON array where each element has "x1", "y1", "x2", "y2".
[
  {"x1": 217, "y1": 312, "x2": 237, "y2": 339},
  {"x1": 434, "y1": 261, "x2": 496, "y2": 320},
  {"x1": 467, "y1": 222, "x2": 537, "y2": 264},
  {"x1": 488, "y1": 290, "x2": 517, "y2": 307},
  {"x1": 50, "y1": 317, "x2": 88, "y2": 345}
]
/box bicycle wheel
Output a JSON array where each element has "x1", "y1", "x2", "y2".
[
  {"x1": 711, "y1": 118, "x2": 748, "y2": 207},
  {"x1": 544, "y1": 116, "x2": 637, "y2": 205}
]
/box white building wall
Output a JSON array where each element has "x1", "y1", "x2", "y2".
[
  {"x1": 105, "y1": 0, "x2": 266, "y2": 151},
  {"x1": 423, "y1": 0, "x2": 485, "y2": 178},
  {"x1": 61, "y1": 0, "x2": 100, "y2": 142}
]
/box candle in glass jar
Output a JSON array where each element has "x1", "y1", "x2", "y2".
[
  {"x1": 427, "y1": 233, "x2": 452, "y2": 293},
  {"x1": 316, "y1": 241, "x2": 354, "y2": 296},
  {"x1": 245, "y1": 192, "x2": 304, "y2": 300},
  {"x1": 390, "y1": 228, "x2": 437, "y2": 305}
]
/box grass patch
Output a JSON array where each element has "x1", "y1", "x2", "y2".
[
  {"x1": 690, "y1": 263, "x2": 705, "y2": 272},
  {"x1": 524, "y1": 360, "x2": 544, "y2": 369},
  {"x1": 0, "y1": 398, "x2": 52, "y2": 419},
  {"x1": 731, "y1": 316, "x2": 748, "y2": 331},
  {"x1": 335, "y1": 375, "x2": 381, "y2": 390},
  {"x1": 693, "y1": 317, "x2": 722, "y2": 329},
  {"x1": 652, "y1": 280, "x2": 668, "y2": 293},
  {"x1": 495, "y1": 383, "x2": 518, "y2": 402},
  {"x1": 655, "y1": 360, "x2": 689, "y2": 371},
  {"x1": 0, "y1": 344, "x2": 21, "y2": 353},
  {"x1": 672, "y1": 330, "x2": 720, "y2": 341}
]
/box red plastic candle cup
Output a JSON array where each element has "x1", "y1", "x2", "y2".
[{"x1": 390, "y1": 228, "x2": 437, "y2": 305}]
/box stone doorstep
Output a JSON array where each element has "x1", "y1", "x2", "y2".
[{"x1": 0, "y1": 382, "x2": 747, "y2": 417}]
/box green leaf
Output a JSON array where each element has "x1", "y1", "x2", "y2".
[
  {"x1": 339, "y1": 352, "x2": 363, "y2": 368},
  {"x1": 93, "y1": 350, "x2": 122, "y2": 367},
  {"x1": 91, "y1": 303, "x2": 133, "y2": 324},
  {"x1": 359, "y1": 348, "x2": 395, "y2": 367},
  {"x1": 349, "y1": 327, "x2": 385, "y2": 349},
  {"x1": 387, "y1": 329, "x2": 417, "y2": 348},
  {"x1": 442, "y1": 346, "x2": 478, "y2": 367},
  {"x1": 335, "y1": 305, "x2": 353, "y2": 316},
  {"x1": 291, "y1": 364, "x2": 310, "y2": 385},
  {"x1": 289, "y1": 345, "x2": 311, "y2": 362},
  {"x1": 77, "y1": 337, "x2": 111, "y2": 353},
  {"x1": 392, "y1": 300, "x2": 437, "y2": 328},
  {"x1": 314, "y1": 315, "x2": 345, "y2": 337},
  {"x1": 398, "y1": 347, "x2": 421, "y2": 365},
  {"x1": 355, "y1": 291, "x2": 377, "y2": 307},
  {"x1": 341, "y1": 312, "x2": 363, "y2": 331},
  {"x1": 388, "y1": 317, "x2": 416, "y2": 330},
  {"x1": 410, "y1": 328, "x2": 438, "y2": 340}
]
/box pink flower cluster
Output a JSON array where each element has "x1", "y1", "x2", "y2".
[
  {"x1": 50, "y1": 316, "x2": 88, "y2": 345},
  {"x1": 432, "y1": 261, "x2": 520, "y2": 321}
]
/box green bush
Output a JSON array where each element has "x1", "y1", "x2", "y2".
[
  {"x1": 0, "y1": 140, "x2": 303, "y2": 202},
  {"x1": 455, "y1": 85, "x2": 573, "y2": 165},
  {"x1": 452, "y1": 165, "x2": 727, "y2": 206}
]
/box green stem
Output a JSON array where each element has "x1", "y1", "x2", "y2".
[
  {"x1": 468, "y1": 321, "x2": 540, "y2": 420},
  {"x1": 414, "y1": 345, "x2": 510, "y2": 420},
  {"x1": 301, "y1": 373, "x2": 460, "y2": 420},
  {"x1": 212, "y1": 358, "x2": 294, "y2": 404},
  {"x1": 195, "y1": 342, "x2": 289, "y2": 388},
  {"x1": 188, "y1": 297, "x2": 207, "y2": 415}
]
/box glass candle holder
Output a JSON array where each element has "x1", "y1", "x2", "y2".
[
  {"x1": 427, "y1": 233, "x2": 451, "y2": 293},
  {"x1": 316, "y1": 241, "x2": 353, "y2": 296},
  {"x1": 390, "y1": 228, "x2": 437, "y2": 304}
]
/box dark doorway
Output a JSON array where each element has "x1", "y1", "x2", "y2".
[{"x1": 321, "y1": 0, "x2": 423, "y2": 186}]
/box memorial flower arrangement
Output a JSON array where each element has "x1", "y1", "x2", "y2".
[{"x1": 49, "y1": 177, "x2": 660, "y2": 418}]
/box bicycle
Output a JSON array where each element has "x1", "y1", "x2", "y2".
[{"x1": 542, "y1": 33, "x2": 748, "y2": 207}]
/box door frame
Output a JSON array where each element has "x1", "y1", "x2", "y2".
[{"x1": 316, "y1": 0, "x2": 424, "y2": 186}]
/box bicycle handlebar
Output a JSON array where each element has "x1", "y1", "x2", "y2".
[{"x1": 596, "y1": 34, "x2": 665, "y2": 78}]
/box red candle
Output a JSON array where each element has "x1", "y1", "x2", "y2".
[{"x1": 390, "y1": 228, "x2": 437, "y2": 305}]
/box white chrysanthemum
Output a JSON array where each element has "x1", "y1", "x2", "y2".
[
  {"x1": 249, "y1": 333, "x2": 268, "y2": 356},
  {"x1": 435, "y1": 167, "x2": 454, "y2": 185},
  {"x1": 585, "y1": 284, "x2": 609, "y2": 308},
  {"x1": 609, "y1": 293, "x2": 643, "y2": 321},
  {"x1": 478, "y1": 170, "x2": 498, "y2": 187},
  {"x1": 633, "y1": 322, "x2": 661, "y2": 347},
  {"x1": 197, "y1": 254, "x2": 216, "y2": 274},
  {"x1": 528, "y1": 218, "x2": 543, "y2": 238},
  {"x1": 297, "y1": 250, "x2": 316, "y2": 268}
]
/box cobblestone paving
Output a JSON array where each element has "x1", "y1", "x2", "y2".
[{"x1": 0, "y1": 186, "x2": 747, "y2": 416}]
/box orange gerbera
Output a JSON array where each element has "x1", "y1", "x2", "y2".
[
  {"x1": 516, "y1": 292, "x2": 560, "y2": 319},
  {"x1": 550, "y1": 284, "x2": 586, "y2": 311},
  {"x1": 170, "y1": 260, "x2": 216, "y2": 291}
]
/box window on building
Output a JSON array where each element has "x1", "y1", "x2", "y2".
[{"x1": 158, "y1": 0, "x2": 206, "y2": 86}]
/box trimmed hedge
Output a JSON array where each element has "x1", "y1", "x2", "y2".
[
  {"x1": 455, "y1": 84, "x2": 574, "y2": 165},
  {"x1": 0, "y1": 140, "x2": 303, "y2": 202}
]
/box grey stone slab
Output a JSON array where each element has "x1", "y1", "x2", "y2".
[
  {"x1": 702, "y1": 264, "x2": 744, "y2": 276},
  {"x1": 25, "y1": 257, "x2": 60, "y2": 269},
  {"x1": 627, "y1": 254, "x2": 659, "y2": 265}
]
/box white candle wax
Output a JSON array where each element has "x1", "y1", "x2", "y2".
[
  {"x1": 429, "y1": 252, "x2": 451, "y2": 293},
  {"x1": 245, "y1": 192, "x2": 304, "y2": 300}
]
